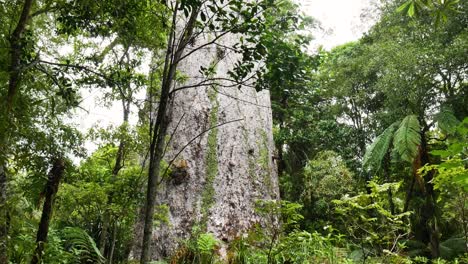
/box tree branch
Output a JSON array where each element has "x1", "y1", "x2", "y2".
[{"x1": 159, "y1": 118, "x2": 244, "y2": 184}]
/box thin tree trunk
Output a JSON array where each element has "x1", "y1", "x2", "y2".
[
  {"x1": 7, "y1": 0, "x2": 35, "y2": 109},
  {"x1": 99, "y1": 119, "x2": 127, "y2": 256},
  {"x1": 140, "y1": 5, "x2": 200, "y2": 263},
  {"x1": 99, "y1": 218, "x2": 110, "y2": 256},
  {"x1": 275, "y1": 96, "x2": 287, "y2": 179},
  {"x1": 419, "y1": 133, "x2": 440, "y2": 258},
  {"x1": 383, "y1": 154, "x2": 395, "y2": 215},
  {"x1": 108, "y1": 223, "x2": 117, "y2": 264},
  {"x1": 403, "y1": 174, "x2": 415, "y2": 213},
  {"x1": 31, "y1": 158, "x2": 66, "y2": 264},
  {"x1": 0, "y1": 2, "x2": 35, "y2": 261},
  {"x1": 98, "y1": 45, "x2": 131, "y2": 257},
  {"x1": 460, "y1": 192, "x2": 468, "y2": 253},
  {"x1": 140, "y1": 100, "x2": 170, "y2": 263},
  {"x1": 140, "y1": 4, "x2": 199, "y2": 264},
  {"x1": 0, "y1": 165, "x2": 8, "y2": 264}
]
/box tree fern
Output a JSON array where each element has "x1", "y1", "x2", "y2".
[
  {"x1": 392, "y1": 115, "x2": 421, "y2": 163},
  {"x1": 62, "y1": 227, "x2": 105, "y2": 263},
  {"x1": 435, "y1": 108, "x2": 460, "y2": 134},
  {"x1": 439, "y1": 235, "x2": 466, "y2": 259},
  {"x1": 363, "y1": 122, "x2": 400, "y2": 173}
]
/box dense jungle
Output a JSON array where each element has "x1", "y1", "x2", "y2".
[{"x1": 0, "y1": 0, "x2": 467, "y2": 263}]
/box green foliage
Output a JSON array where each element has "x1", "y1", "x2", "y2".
[
  {"x1": 300, "y1": 151, "x2": 356, "y2": 227},
  {"x1": 255, "y1": 200, "x2": 304, "y2": 232},
  {"x1": 435, "y1": 108, "x2": 461, "y2": 135},
  {"x1": 173, "y1": 231, "x2": 220, "y2": 264},
  {"x1": 333, "y1": 181, "x2": 411, "y2": 260},
  {"x1": 421, "y1": 117, "x2": 468, "y2": 190},
  {"x1": 273, "y1": 231, "x2": 351, "y2": 263},
  {"x1": 225, "y1": 201, "x2": 354, "y2": 264},
  {"x1": 197, "y1": 233, "x2": 219, "y2": 255},
  {"x1": 363, "y1": 121, "x2": 399, "y2": 172},
  {"x1": 201, "y1": 89, "x2": 220, "y2": 224},
  {"x1": 153, "y1": 204, "x2": 170, "y2": 228},
  {"x1": 62, "y1": 227, "x2": 105, "y2": 263},
  {"x1": 392, "y1": 115, "x2": 421, "y2": 163},
  {"x1": 398, "y1": 0, "x2": 461, "y2": 24}
]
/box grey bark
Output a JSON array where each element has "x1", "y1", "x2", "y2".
[{"x1": 132, "y1": 18, "x2": 279, "y2": 263}]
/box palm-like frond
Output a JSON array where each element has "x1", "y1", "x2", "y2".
[
  {"x1": 62, "y1": 227, "x2": 105, "y2": 263},
  {"x1": 392, "y1": 115, "x2": 421, "y2": 163},
  {"x1": 435, "y1": 108, "x2": 460, "y2": 134},
  {"x1": 363, "y1": 121, "x2": 400, "y2": 173},
  {"x1": 439, "y1": 236, "x2": 466, "y2": 259}
]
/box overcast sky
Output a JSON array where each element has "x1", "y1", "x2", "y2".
[{"x1": 299, "y1": 0, "x2": 375, "y2": 50}]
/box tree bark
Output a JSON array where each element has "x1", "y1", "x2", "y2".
[
  {"x1": 0, "y1": 165, "x2": 8, "y2": 264},
  {"x1": 140, "y1": 5, "x2": 199, "y2": 263},
  {"x1": 31, "y1": 158, "x2": 66, "y2": 264},
  {"x1": 419, "y1": 132, "x2": 440, "y2": 258},
  {"x1": 108, "y1": 223, "x2": 117, "y2": 264},
  {"x1": 383, "y1": 154, "x2": 395, "y2": 215},
  {"x1": 7, "y1": 0, "x2": 35, "y2": 109},
  {"x1": 0, "y1": 1, "x2": 35, "y2": 262},
  {"x1": 403, "y1": 174, "x2": 416, "y2": 213}
]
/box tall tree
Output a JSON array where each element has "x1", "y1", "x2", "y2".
[
  {"x1": 1, "y1": 1, "x2": 37, "y2": 261},
  {"x1": 138, "y1": 0, "x2": 277, "y2": 261}
]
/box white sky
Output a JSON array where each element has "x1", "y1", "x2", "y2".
[{"x1": 299, "y1": 0, "x2": 376, "y2": 50}]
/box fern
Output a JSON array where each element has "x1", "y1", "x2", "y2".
[
  {"x1": 439, "y1": 236, "x2": 466, "y2": 259},
  {"x1": 435, "y1": 108, "x2": 460, "y2": 134},
  {"x1": 62, "y1": 227, "x2": 105, "y2": 263},
  {"x1": 392, "y1": 115, "x2": 421, "y2": 163},
  {"x1": 363, "y1": 121, "x2": 400, "y2": 173},
  {"x1": 197, "y1": 233, "x2": 218, "y2": 254}
]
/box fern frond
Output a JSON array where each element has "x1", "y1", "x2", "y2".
[
  {"x1": 392, "y1": 115, "x2": 421, "y2": 163},
  {"x1": 197, "y1": 233, "x2": 218, "y2": 254},
  {"x1": 440, "y1": 236, "x2": 466, "y2": 259},
  {"x1": 435, "y1": 108, "x2": 460, "y2": 134},
  {"x1": 62, "y1": 227, "x2": 105, "y2": 263},
  {"x1": 363, "y1": 122, "x2": 400, "y2": 173}
]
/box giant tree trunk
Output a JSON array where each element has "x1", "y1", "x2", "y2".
[
  {"x1": 132, "y1": 17, "x2": 279, "y2": 263},
  {"x1": 31, "y1": 159, "x2": 66, "y2": 264}
]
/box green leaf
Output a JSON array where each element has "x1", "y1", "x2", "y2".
[
  {"x1": 397, "y1": 1, "x2": 412, "y2": 13},
  {"x1": 430, "y1": 149, "x2": 451, "y2": 158},
  {"x1": 197, "y1": 233, "x2": 218, "y2": 253},
  {"x1": 435, "y1": 108, "x2": 460, "y2": 134},
  {"x1": 62, "y1": 227, "x2": 105, "y2": 263},
  {"x1": 408, "y1": 2, "x2": 416, "y2": 17},
  {"x1": 363, "y1": 121, "x2": 400, "y2": 172},
  {"x1": 392, "y1": 115, "x2": 421, "y2": 163}
]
